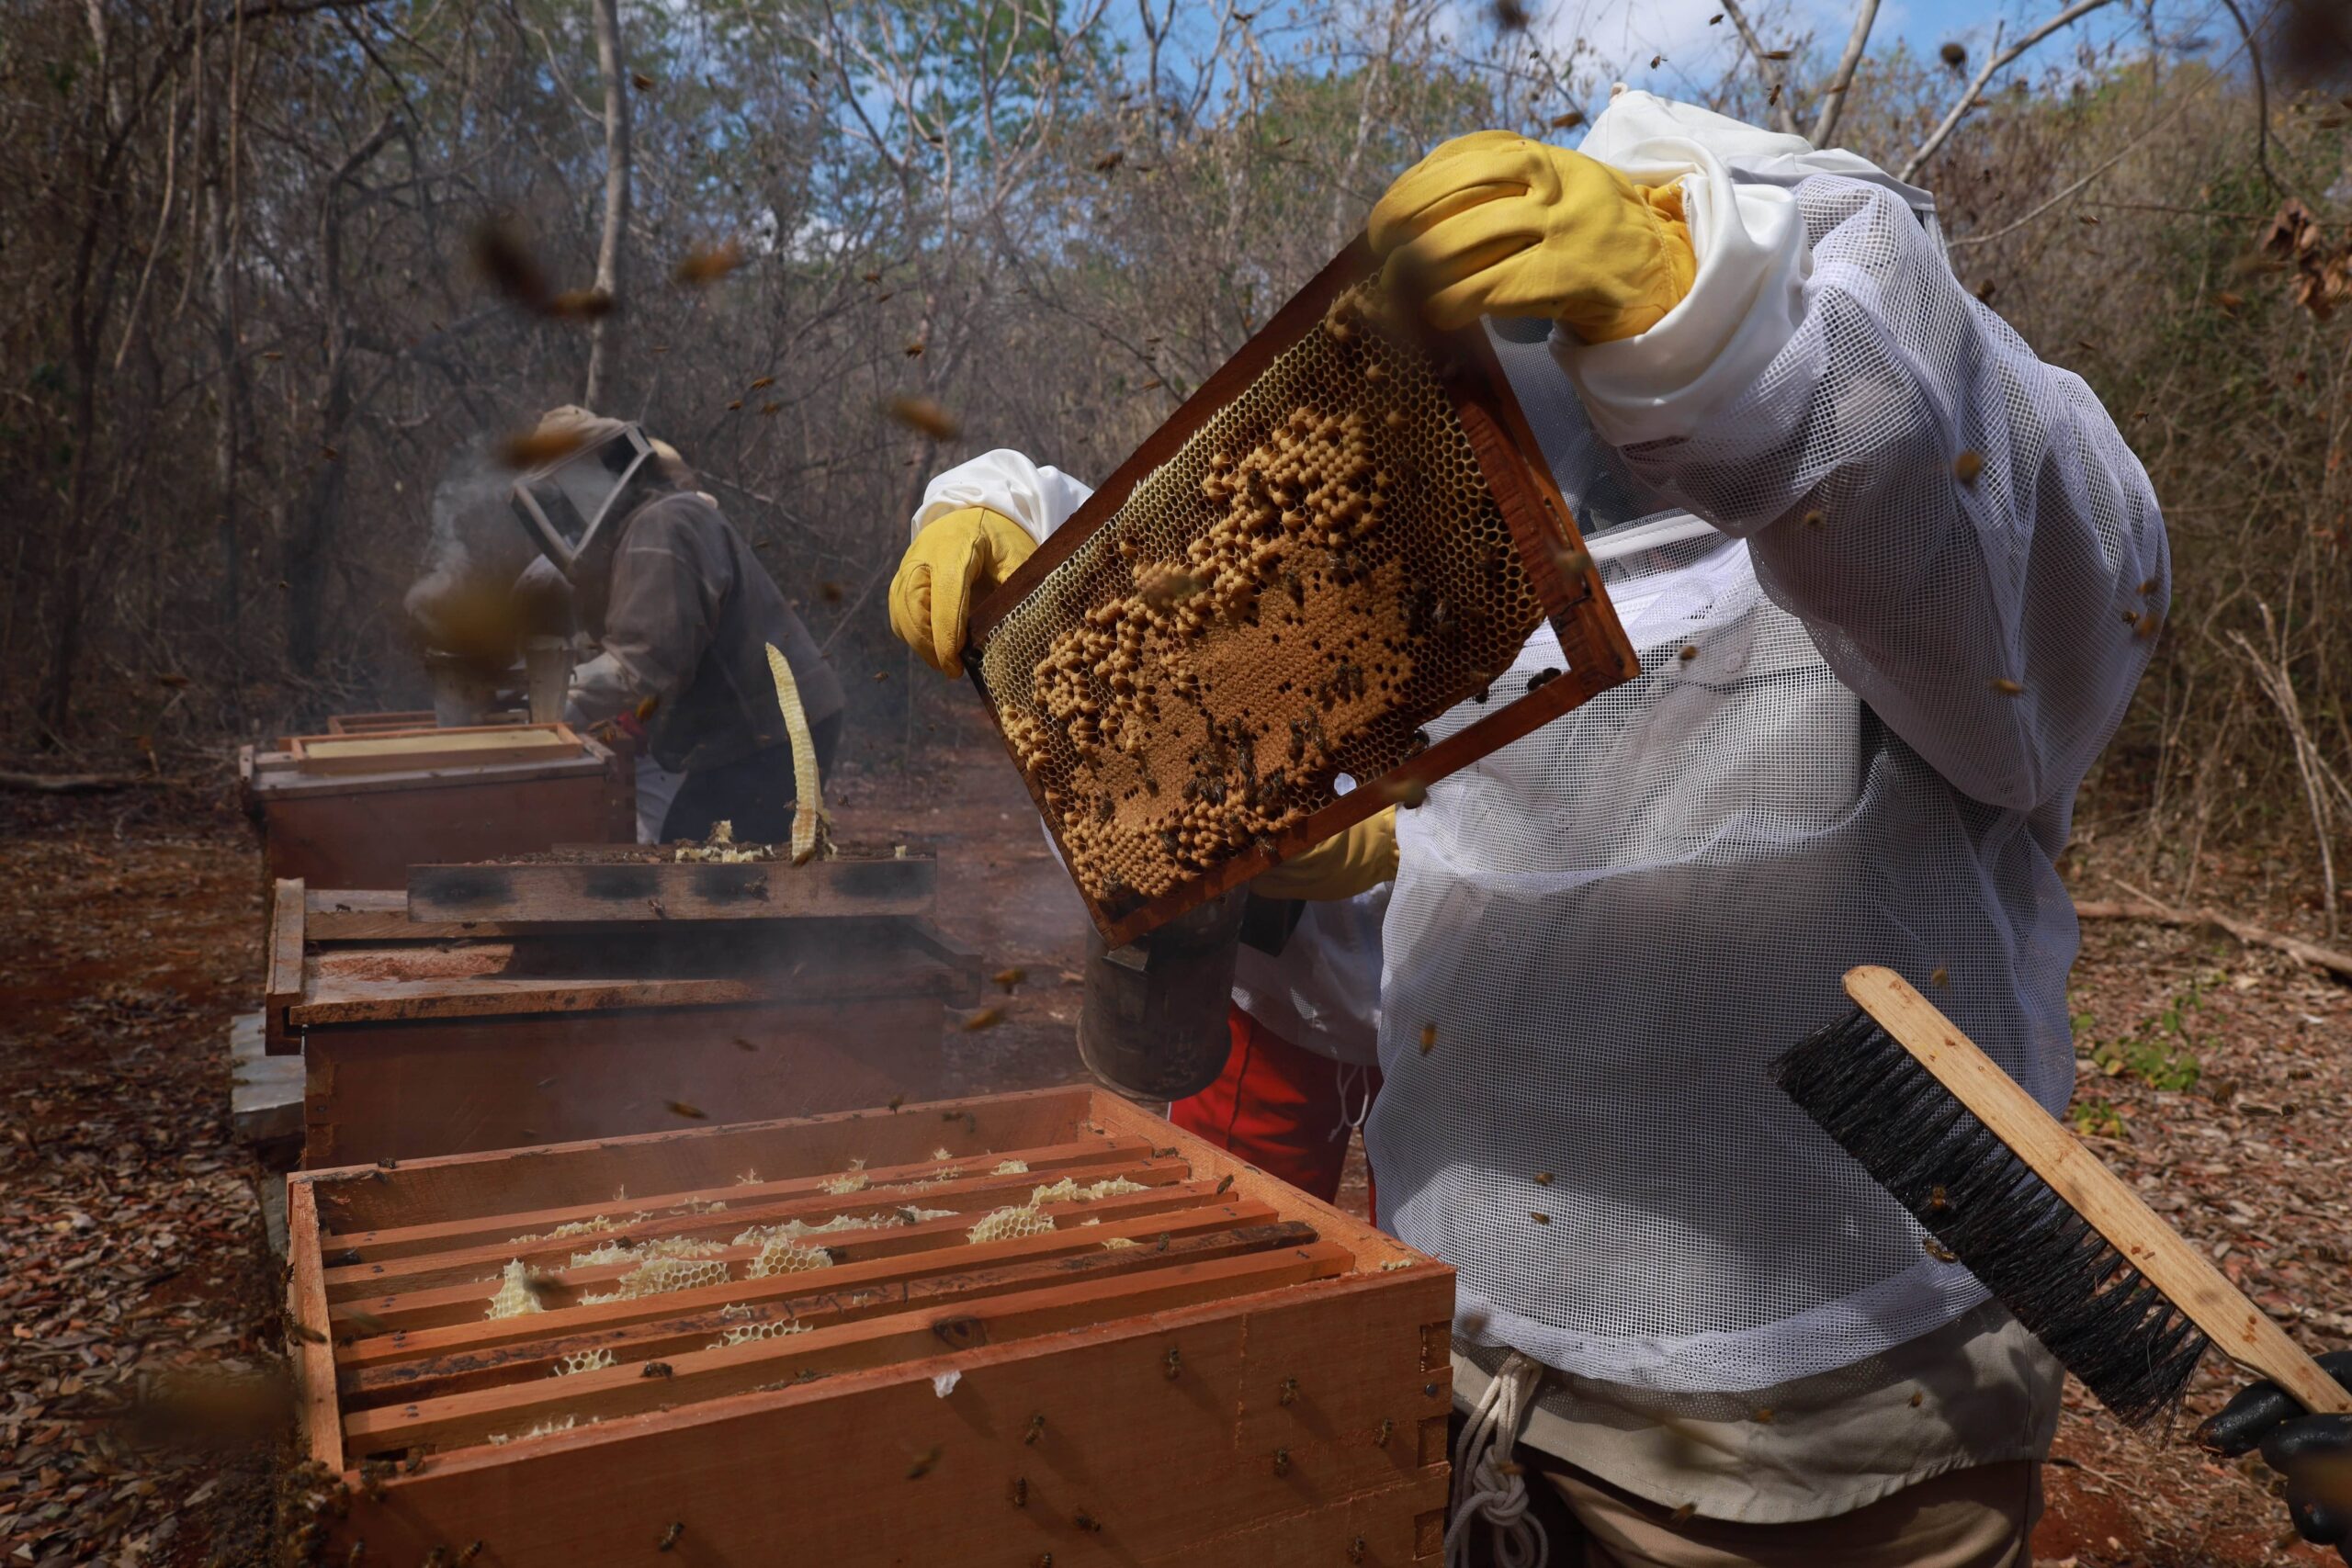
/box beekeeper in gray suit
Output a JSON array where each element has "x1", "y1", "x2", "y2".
[{"x1": 509, "y1": 406, "x2": 844, "y2": 843}]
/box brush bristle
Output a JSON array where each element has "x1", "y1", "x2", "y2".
[{"x1": 1770, "y1": 1006, "x2": 2209, "y2": 1427}]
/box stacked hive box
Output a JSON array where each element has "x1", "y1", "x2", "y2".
[{"x1": 284, "y1": 1087, "x2": 1454, "y2": 1565}]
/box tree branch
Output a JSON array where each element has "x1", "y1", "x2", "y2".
[
  {"x1": 1898, "y1": 0, "x2": 2117, "y2": 184},
  {"x1": 1807, "y1": 0, "x2": 1881, "y2": 148},
  {"x1": 2212, "y1": 0, "x2": 2283, "y2": 196},
  {"x1": 1715, "y1": 0, "x2": 1800, "y2": 137}
]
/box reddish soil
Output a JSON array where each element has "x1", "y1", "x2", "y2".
[{"x1": 0, "y1": 715, "x2": 2345, "y2": 1565}]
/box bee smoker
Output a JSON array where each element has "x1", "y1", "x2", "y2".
[{"x1": 1075, "y1": 886, "x2": 1305, "y2": 1100}]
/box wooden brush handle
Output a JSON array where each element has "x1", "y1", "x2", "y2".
[{"x1": 1844, "y1": 965, "x2": 2352, "y2": 1416}]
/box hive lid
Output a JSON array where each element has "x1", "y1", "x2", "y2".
[
  {"x1": 964, "y1": 237, "x2": 1639, "y2": 946},
  {"x1": 287, "y1": 722, "x2": 587, "y2": 776}
]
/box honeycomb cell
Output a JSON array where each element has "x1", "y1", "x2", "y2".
[{"x1": 975, "y1": 279, "x2": 1547, "y2": 910}]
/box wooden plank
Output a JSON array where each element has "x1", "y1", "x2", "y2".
[
  {"x1": 265, "y1": 878, "x2": 307, "y2": 1055},
  {"x1": 333, "y1": 1181, "x2": 1236, "y2": 1331},
  {"x1": 322, "y1": 1155, "x2": 1193, "y2": 1298},
  {"x1": 333, "y1": 1197, "x2": 1280, "y2": 1369},
  {"x1": 406, "y1": 853, "x2": 936, "y2": 926},
  {"x1": 1085, "y1": 1091, "x2": 1430, "y2": 1275},
  {"x1": 285, "y1": 1179, "x2": 345, "y2": 1473},
  {"x1": 290, "y1": 723, "x2": 583, "y2": 775},
  {"x1": 301, "y1": 887, "x2": 616, "y2": 942},
  {"x1": 1844, "y1": 966, "x2": 2352, "y2": 1416},
  {"x1": 323, "y1": 1134, "x2": 1153, "y2": 1258},
  {"x1": 341, "y1": 1220, "x2": 1317, "y2": 1406},
  {"x1": 301, "y1": 1085, "x2": 1097, "y2": 1231},
  {"x1": 321, "y1": 1267, "x2": 1451, "y2": 1565},
  {"x1": 246, "y1": 739, "x2": 615, "y2": 800},
  {"x1": 344, "y1": 1241, "x2": 1356, "y2": 1452}
]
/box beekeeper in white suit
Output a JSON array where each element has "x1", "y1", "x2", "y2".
[{"x1": 892, "y1": 89, "x2": 2167, "y2": 1568}]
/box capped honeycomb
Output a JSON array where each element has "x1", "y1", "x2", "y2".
[{"x1": 975, "y1": 278, "x2": 1551, "y2": 914}]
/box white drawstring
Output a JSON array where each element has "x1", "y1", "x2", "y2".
[
  {"x1": 1330, "y1": 1060, "x2": 1375, "y2": 1142},
  {"x1": 1444, "y1": 1349, "x2": 1550, "y2": 1568}
]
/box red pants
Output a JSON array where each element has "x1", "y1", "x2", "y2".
[{"x1": 1168, "y1": 1003, "x2": 1382, "y2": 1207}]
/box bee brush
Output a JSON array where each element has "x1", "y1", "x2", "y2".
[{"x1": 1770, "y1": 964, "x2": 2352, "y2": 1427}]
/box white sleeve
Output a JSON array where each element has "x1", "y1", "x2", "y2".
[
  {"x1": 910, "y1": 449, "x2": 1095, "y2": 546},
  {"x1": 1585, "y1": 172, "x2": 2170, "y2": 813}
]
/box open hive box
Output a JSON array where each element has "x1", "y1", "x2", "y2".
[
  {"x1": 286, "y1": 1087, "x2": 1455, "y2": 1565},
  {"x1": 967, "y1": 239, "x2": 1638, "y2": 946}
]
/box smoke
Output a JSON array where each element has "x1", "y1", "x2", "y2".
[{"x1": 402, "y1": 436, "x2": 560, "y2": 665}]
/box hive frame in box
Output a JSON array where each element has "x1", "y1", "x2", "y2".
[
  {"x1": 284, "y1": 1086, "x2": 1456, "y2": 1565},
  {"x1": 965, "y1": 236, "x2": 1639, "y2": 948}
]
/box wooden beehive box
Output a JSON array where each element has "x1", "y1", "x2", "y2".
[
  {"x1": 267, "y1": 874, "x2": 980, "y2": 1167},
  {"x1": 285, "y1": 1088, "x2": 1455, "y2": 1565},
  {"x1": 241, "y1": 721, "x2": 634, "y2": 890}
]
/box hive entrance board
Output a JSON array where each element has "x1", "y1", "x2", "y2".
[
  {"x1": 285, "y1": 1086, "x2": 1454, "y2": 1565},
  {"x1": 288, "y1": 723, "x2": 583, "y2": 775},
  {"x1": 966, "y1": 239, "x2": 1637, "y2": 946}
]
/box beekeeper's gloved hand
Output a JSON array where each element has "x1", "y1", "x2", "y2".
[
  {"x1": 1253, "y1": 806, "x2": 1397, "y2": 901},
  {"x1": 888, "y1": 505, "x2": 1038, "y2": 675},
  {"x1": 2197, "y1": 1348, "x2": 2352, "y2": 1564},
  {"x1": 1369, "y1": 130, "x2": 1695, "y2": 343}
]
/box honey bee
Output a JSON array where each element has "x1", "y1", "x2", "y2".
[
  {"x1": 657, "y1": 1523, "x2": 684, "y2": 1551},
  {"x1": 1419, "y1": 1023, "x2": 1438, "y2": 1055}
]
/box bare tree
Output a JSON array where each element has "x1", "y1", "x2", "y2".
[{"x1": 584, "y1": 0, "x2": 630, "y2": 408}]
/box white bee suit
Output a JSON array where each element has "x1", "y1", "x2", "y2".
[
  {"x1": 1369, "y1": 92, "x2": 2167, "y2": 1517},
  {"x1": 915, "y1": 450, "x2": 1386, "y2": 1067}
]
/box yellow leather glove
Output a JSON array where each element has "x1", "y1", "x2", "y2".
[
  {"x1": 1369, "y1": 130, "x2": 1696, "y2": 343},
  {"x1": 1252, "y1": 806, "x2": 1397, "y2": 901},
  {"x1": 888, "y1": 506, "x2": 1039, "y2": 675}
]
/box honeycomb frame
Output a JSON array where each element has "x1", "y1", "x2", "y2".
[{"x1": 966, "y1": 236, "x2": 1639, "y2": 947}]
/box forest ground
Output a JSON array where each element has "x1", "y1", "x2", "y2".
[{"x1": 0, "y1": 706, "x2": 2345, "y2": 1566}]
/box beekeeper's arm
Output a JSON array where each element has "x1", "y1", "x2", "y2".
[
  {"x1": 1376, "y1": 96, "x2": 2168, "y2": 812},
  {"x1": 889, "y1": 450, "x2": 1095, "y2": 673},
  {"x1": 571, "y1": 497, "x2": 733, "y2": 726}
]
